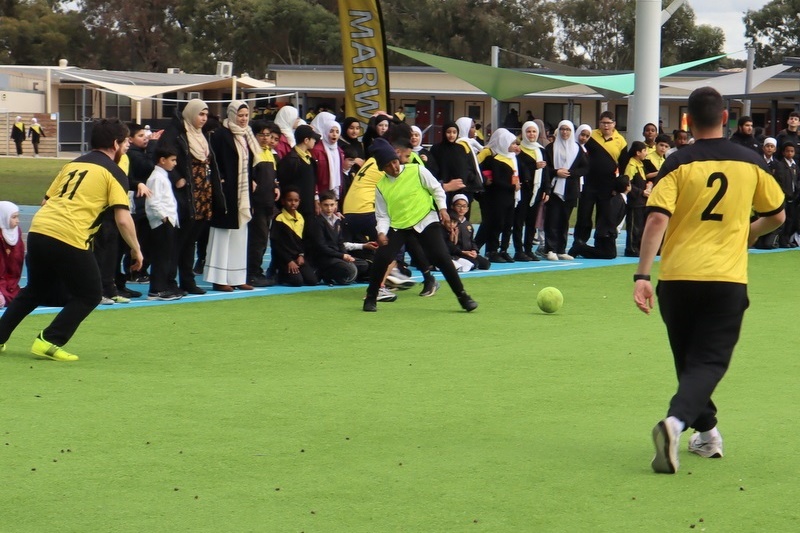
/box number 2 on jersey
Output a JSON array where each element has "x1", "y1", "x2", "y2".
[
  {"x1": 701, "y1": 172, "x2": 727, "y2": 221},
  {"x1": 59, "y1": 170, "x2": 89, "y2": 200}
]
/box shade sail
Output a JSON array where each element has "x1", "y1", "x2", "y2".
[{"x1": 659, "y1": 63, "x2": 791, "y2": 95}]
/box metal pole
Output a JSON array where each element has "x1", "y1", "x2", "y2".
[
  {"x1": 429, "y1": 96, "x2": 435, "y2": 145},
  {"x1": 630, "y1": 0, "x2": 662, "y2": 143},
  {"x1": 743, "y1": 48, "x2": 755, "y2": 117},
  {"x1": 491, "y1": 46, "x2": 499, "y2": 135},
  {"x1": 81, "y1": 84, "x2": 86, "y2": 153}
]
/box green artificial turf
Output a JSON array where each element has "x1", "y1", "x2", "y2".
[
  {"x1": 0, "y1": 157, "x2": 67, "y2": 205},
  {"x1": 1, "y1": 255, "x2": 798, "y2": 531}
]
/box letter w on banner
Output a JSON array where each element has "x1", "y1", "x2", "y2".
[{"x1": 338, "y1": 0, "x2": 390, "y2": 123}]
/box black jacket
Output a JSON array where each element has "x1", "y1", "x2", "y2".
[
  {"x1": 277, "y1": 148, "x2": 318, "y2": 219},
  {"x1": 544, "y1": 144, "x2": 589, "y2": 204}
]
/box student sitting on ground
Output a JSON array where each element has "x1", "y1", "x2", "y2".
[
  {"x1": 568, "y1": 175, "x2": 630, "y2": 260},
  {"x1": 270, "y1": 187, "x2": 318, "y2": 287},
  {"x1": 450, "y1": 194, "x2": 490, "y2": 270}
]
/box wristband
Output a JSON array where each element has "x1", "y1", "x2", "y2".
[{"x1": 633, "y1": 274, "x2": 651, "y2": 282}]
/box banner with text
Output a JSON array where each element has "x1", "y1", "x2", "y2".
[{"x1": 338, "y1": 0, "x2": 390, "y2": 123}]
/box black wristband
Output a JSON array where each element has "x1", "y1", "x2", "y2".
[{"x1": 633, "y1": 274, "x2": 651, "y2": 282}]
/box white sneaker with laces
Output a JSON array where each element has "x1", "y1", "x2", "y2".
[
  {"x1": 545, "y1": 251, "x2": 559, "y2": 261},
  {"x1": 557, "y1": 253, "x2": 574, "y2": 260},
  {"x1": 385, "y1": 269, "x2": 416, "y2": 290},
  {"x1": 100, "y1": 296, "x2": 115, "y2": 305},
  {"x1": 377, "y1": 287, "x2": 397, "y2": 302},
  {"x1": 688, "y1": 431, "x2": 723, "y2": 458},
  {"x1": 651, "y1": 418, "x2": 681, "y2": 474}
]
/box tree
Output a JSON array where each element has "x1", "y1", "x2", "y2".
[
  {"x1": 744, "y1": 0, "x2": 800, "y2": 66},
  {"x1": 0, "y1": 0, "x2": 87, "y2": 65}
]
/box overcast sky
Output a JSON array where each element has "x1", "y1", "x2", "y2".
[{"x1": 690, "y1": 0, "x2": 769, "y2": 58}]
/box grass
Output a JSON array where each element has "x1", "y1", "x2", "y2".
[
  {"x1": 0, "y1": 157, "x2": 68, "y2": 205},
  {"x1": 1, "y1": 254, "x2": 798, "y2": 531}
]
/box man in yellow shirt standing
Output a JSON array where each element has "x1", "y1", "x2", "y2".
[
  {"x1": 0, "y1": 119, "x2": 142, "y2": 362},
  {"x1": 633, "y1": 87, "x2": 785, "y2": 474}
]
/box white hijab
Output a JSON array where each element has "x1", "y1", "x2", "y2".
[
  {"x1": 312, "y1": 111, "x2": 342, "y2": 192},
  {"x1": 487, "y1": 128, "x2": 518, "y2": 172},
  {"x1": 455, "y1": 116, "x2": 483, "y2": 177},
  {"x1": 520, "y1": 121, "x2": 545, "y2": 196},
  {"x1": 411, "y1": 125, "x2": 423, "y2": 152},
  {"x1": 576, "y1": 124, "x2": 592, "y2": 152},
  {"x1": 275, "y1": 105, "x2": 299, "y2": 148},
  {"x1": 552, "y1": 120, "x2": 580, "y2": 199},
  {"x1": 0, "y1": 201, "x2": 20, "y2": 246}
]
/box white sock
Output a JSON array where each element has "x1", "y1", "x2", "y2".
[
  {"x1": 698, "y1": 427, "x2": 720, "y2": 443},
  {"x1": 667, "y1": 416, "x2": 685, "y2": 433}
]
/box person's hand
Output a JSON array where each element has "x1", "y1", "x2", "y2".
[
  {"x1": 442, "y1": 179, "x2": 465, "y2": 192},
  {"x1": 377, "y1": 233, "x2": 389, "y2": 246},
  {"x1": 274, "y1": 187, "x2": 281, "y2": 202},
  {"x1": 287, "y1": 261, "x2": 299, "y2": 274},
  {"x1": 297, "y1": 255, "x2": 305, "y2": 266},
  {"x1": 439, "y1": 209, "x2": 451, "y2": 226},
  {"x1": 557, "y1": 168, "x2": 570, "y2": 178},
  {"x1": 0, "y1": 292, "x2": 5, "y2": 308},
  {"x1": 130, "y1": 247, "x2": 144, "y2": 272},
  {"x1": 364, "y1": 241, "x2": 378, "y2": 251},
  {"x1": 251, "y1": 181, "x2": 257, "y2": 193},
  {"x1": 633, "y1": 280, "x2": 654, "y2": 314},
  {"x1": 643, "y1": 188, "x2": 651, "y2": 197},
  {"x1": 542, "y1": 193, "x2": 550, "y2": 203},
  {"x1": 343, "y1": 254, "x2": 355, "y2": 262},
  {"x1": 137, "y1": 183, "x2": 152, "y2": 198},
  {"x1": 175, "y1": 178, "x2": 187, "y2": 189},
  {"x1": 536, "y1": 160, "x2": 546, "y2": 169},
  {"x1": 464, "y1": 250, "x2": 477, "y2": 258},
  {"x1": 421, "y1": 154, "x2": 428, "y2": 162},
  {"x1": 314, "y1": 200, "x2": 321, "y2": 216}
]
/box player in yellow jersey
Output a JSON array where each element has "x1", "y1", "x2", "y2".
[
  {"x1": 633, "y1": 87, "x2": 785, "y2": 474},
  {"x1": 0, "y1": 119, "x2": 142, "y2": 362}
]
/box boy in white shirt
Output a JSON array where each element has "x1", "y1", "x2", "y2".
[{"x1": 145, "y1": 147, "x2": 182, "y2": 300}]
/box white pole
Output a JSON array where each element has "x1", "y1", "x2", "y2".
[
  {"x1": 743, "y1": 47, "x2": 755, "y2": 117},
  {"x1": 630, "y1": 0, "x2": 662, "y2": 144},
  {"x1": 491, "y1": 46, "x2": 499, "y2": 135}
]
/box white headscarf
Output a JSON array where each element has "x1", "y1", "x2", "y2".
[
  {"x1": 312, "y1": 111, "x2": 342, "y2": 192},
  {"x1": 552, "y1": 120, "x2": 580, "y2": 199},
  {"x1": 487, "y1": 128, "x2": 518, "y2": 172},
  {"x1": 575, "y1": 124, "x2": 592, "y2": 151},
  {"x1": 223, "y1": 101, "x2": 260, "y2": 225},
  {"x1": 455, "y1": 117, "x2": 483, "y2": 153},
  {"x1": 410, "y1": 125, "x2": 423, "y2": 152},
  {"x1": 520, "y1": 121, "x2": 545, "y2": 198},
  {"x1": 0, "y1": 201, "x2": 20, "y2": 246},
  {"x1": 275, "y1": 105, "x2": 299, "y2": 147}
]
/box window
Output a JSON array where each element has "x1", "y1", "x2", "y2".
[
  {"x1": 162, "y1": 92, "x2": 178, "y2": 119},
  {"x1": 614, "y1": 105, "x2": 628, "y2": 133},
  {"x1": 58, "y1": 88, "x2": 94, "y2": 121},
  {"x1": 105, "y1": 93, "x2": 132, "y2": 121}
]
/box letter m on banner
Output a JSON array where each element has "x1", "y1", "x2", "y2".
[{"x1": 338, "y1": 0, "x2": 390, "y2": 123}]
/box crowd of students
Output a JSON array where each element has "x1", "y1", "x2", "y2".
[{"x1": 3, "y1": 103, "x2": 798, "y2": 313}]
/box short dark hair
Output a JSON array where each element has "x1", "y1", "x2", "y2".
[
  {"x1": 91, "y1": 118, "x2": 129, "y2": 150},
  {"x1": 629, "y1": 141, "x2": 647, "y2": 155},
  {"x1": 655, "y1": 134, "x2": 672, "y2": 145},
  {"x1": 643, "y1": 122, "x2": 657, "y2": 133},
  {"x1": 250, "y1": 119, "x2": 268, "y2": 134},
  {"x1": 781, "y1": 141, "x2": 796, "y2": 153},
  {"x1": 391, "y1": 137, "x2": 413, "y2": 151},
  {"x1": 738, "y1": 115, "x2": 753, "y2": 128},
  {"x1": 266, "y1": 121, "x2": 281, "y2": 136},
  {"x1": 155, "y1": 146, "x2": 178, "y2": 161},
  {"x1": 789, "y1": 111, "x2": 800, "y2": 120},
  {"x1": 282, "y1": 185, "x2": 301, "y2": 198},
  {"x1": 388, "y1": 122, "x2": 412, "y2": 143},
  {"x1": 319, "y1": 190, "x2": 337, "y2": 203},
  {"x1": 447, "y1": 209, "x2": 459, "y2": 221},
  {"x1": 341, "y1": 144, "x2": 360, "y2": 159},
  {"x1": 599, "y1": 111, "x2": 615, "y2": 122},
  {"x1": 688, "y1": 87, "x2": 724, "y2": 130},
  {"x1": 128, "y1": 122, "x2": 145, "y2": 137}
]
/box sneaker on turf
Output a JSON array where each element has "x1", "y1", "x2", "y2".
[
  {"x1": 557, "y1": 253, "x2": 574, "y2": 260},
  {"x1": 457, "y1": 291, "x2": 478, "y2": 312},
  {"x1": 0, "y1": 343, "x2": 6, "y2": 353},
  {"x1": 147, "y1": 291, "x2": 182, "y2": 301},
  {"x1": 100, "y1": 296, "x2": 115, "y2": 305},
  {"x1": 419, "y1": 278, "x2": 440, "y2": 297},
  {"x1": 651, "y1": 419, "x2": 680, "y2": 474},
  {"x1": 363, "y1": 297, "x2": 377, "y2": 312},
  {"x1": 545, "y1": 251, "x2": 559, "y2": 261},
  {"x1": 688, "y1": 431, "x2": 723, "y2": 458},
  {"x1": 110, "y1": 295, "x2": 131, "y2": 304},
  {"x1": 385, "y1": 269, "x2": 416, "y2": 290},
  {"x1": 31, "y1": 332, "x2": 79, "y2": 362},
  {"x1": 377, "y1": 286, "x2": 397, "y2": 302}
]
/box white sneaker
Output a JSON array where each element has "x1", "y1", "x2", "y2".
[
  {"x1": 100, "y1": 296, "x2": 115, "y2": 305},
  {"x1": 545, "y1": 251, "x2": 559, "y2": 261},
  {"x1": 385, "y1": 269, "x2": 415, "y2": 290},
  {"x1": 377, "y1": 287, "x2": 397, "y2": 302},
  {"x1": 651, "y1": 419, "x2": 680, "y2": 474},
  {"x1": 557, "y1": 253, "x2": 574, "y2": 260},
  {"x1": 688, "y1": 431, "x2": 723, "y2": 458}
]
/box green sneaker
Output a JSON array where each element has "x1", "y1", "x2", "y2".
[
  {"x1": 0, "y1": 343, "x2": 6, "y2": 353},
  {"x1": 31, "y1": 333, "x2": 79, "y2": 362},
  {"x1": 110, "y1": 295, "x2": 131, "y2": 304}
]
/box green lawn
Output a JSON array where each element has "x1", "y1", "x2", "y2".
[
  {"x1": 0, "y1": 157, "x2": 69, "y2": 204},
  {"x1": 1, "y1": 255, "x2": 797, "y2": 531}
]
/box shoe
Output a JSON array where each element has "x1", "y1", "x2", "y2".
[
  {"x1": 363, "y1": 297, "x2": 377, "y2": 312},
  {"x1": 488, "y1": 252, "x2": 507, "y2": 263},
  {"x1": 688, "y1": 431, "x2": 724, "y2": 458},
  {"x1": 110, "y1": 295, "x2": 131, "y2": 304},
  {"x1": 0, "y1": 343, "x2": 6, "y2": 353},
  {"x1": 419, "y1": 278, "x2": 440, "y2": 297},
  {"x1": 147, "y1": 291, "x2": 182, "y2": 301},
  {"x1": 545, "y1": 251, "x2": 559, "y2": 261},
  {"x1": 249, "y1": 275, "x2": 275, "y2": 288},
  {"x1": 651, "y1": 419, "x2": 680, "y2": 474},
  {"x1": 182, "y1": 285, "x2": 207, "y2": 295},
  {"x1": 499, "y1": 251, "x2": 515, "y2": 262},
  {"x1": 624, "y1": 251, "x2": 639, "y2": 258},
  {"x1": 377, "y1": 286, "x2": 397, "y2": 302},
  {"x1": 118, "y1": 287, "x2": 142, "y2": 298},
  {"x1": 557, "y1": 253, "x2": 574, "y2": 261},
  {"x1": 236, "y1": 284, "x2": 254, "y2": 290},
  {"x1": 100, "y1": 296, "x2": 115, "y2": 305},
  {"x1": 385, "y1": 270, "x2": 416, "y2": 290},
  {"x1": 513, "y1": 252, "x2": 533, "y2": 262},
  {"x1": 213, "y1": 284, "x2": 234, "y2": 292},
  {"x1": 396, "y1": 263, "x2": 413, "y2": 278},
  {"x1": 129, "y1": 274, "x2": 150, "y2": 284},
  {"x1": 457, "y1": 291, "x2": 478, "y2": 312},
  {"x1": 524, "y1": 250, "x2": 541, "y2": 262},
  {"x1": 193, "y1": 259, "x2": 205, "y2": 275},
  {"x1": 31, "y1": 332, "x2": 79, "y2": 362}
]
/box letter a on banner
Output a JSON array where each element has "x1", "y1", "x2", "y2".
[{"x1": 338, "y1": 0, "x2": 390, "y2": 123}]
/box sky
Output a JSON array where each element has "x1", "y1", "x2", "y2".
[{"x1": 690, "y1": 0, "x2": 769, "y2": 58}]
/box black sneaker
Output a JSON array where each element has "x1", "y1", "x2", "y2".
[
  {"x1": 419, "y1": 277, "x2": 440, "y2": 297},
  {"x1": 182, "y1": 285, "x2": 207, "y2": 295},
  {"x1": 129, "y1": 274, "x2": 150, "y2": 284},
  {"x1": 488, "y1": 252, "x2": 507, "y2": 263},
  {"x1": 147, "y1": 291, "x2": 181, "y2": 301},
  {"x1": 249, "y1": 275, "x2": 275, "y2": 288},
  {"x1": 118, "y1": 286, "x2": 142, "y2": 298},
  {"x1": 499, "y1": 251, "x2": 515, "y2": 263},
  {"x1": 513, "y1": 252, "x2": 533, "y2": 262},
  {"x1": 363, "y1": 297, "x2": 377, "y2": 312},
  {"x1": 193, "y1": 259, "x2": 205, "y2": 275},
  {"x1": 457, "y1": 291, "x2": 478, "y2": 312}
]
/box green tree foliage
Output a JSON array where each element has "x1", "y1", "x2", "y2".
[
  {"x1": 0, "y1": 0, "x2": 87, "y2": 65},
  {"x1": 744, "y1": 0, "x2": 800, "y2": 65}
]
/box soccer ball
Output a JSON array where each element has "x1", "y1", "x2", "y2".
[{"x1": 537, "y1": 287, "x2": 563, "y2": 314}]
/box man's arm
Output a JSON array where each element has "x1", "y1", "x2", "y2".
[
  {"x1": 633, "y1": 211, "x2": 669, "y2": 315},
  {"x1": 749, "y1": 210, "x2": 785, "y2": 247},
  {"x1": 114, "y1": 207, "x2": 143, "y2": 271}
]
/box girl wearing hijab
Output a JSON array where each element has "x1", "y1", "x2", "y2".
[
  {"x1": 338, "y1": 117, "x2": 365, "y2": 165},
  {"x1": 408, "y1": 125, "x2": 439, "y2": 176},
  {"x1": 156, "y1": 98, "x2": 219, "y2": 295},
  {"x1": 0, "y1": 201, "x2": 23, "y2": 307},
  {"x1": 310, "y1": 111, "x2": 345, "y2": 198},
  {"x1": 10, "y1": 116, "x2": 25, "y2": 156},
  {"x1": 274, "y1": 104, "x2": 301, "y2": 160},
  {"x1": 481, "y1": 128, "x2": 519, "y2": 263},
  {"x1": 430, "y1": 122, "x2": 472, "y2": 205},
  {"x1": 514, "y1": 121, "x2": 548, "y2": 261},
  {"x1": 534, "y1": 119, "x2": 550, "y2": 147},
  {"x1": 544, "y1": 120, "x2": 589, "y2": 260},
  {"x1": 28, "y1": 118, "x2": 45, "y2": 157},
  {"x1": 361, "y1": 112, "x2": 392, "y2": 154},
  {"x1": 205, "y1": 101, "x2": 262, "y2": 292}
]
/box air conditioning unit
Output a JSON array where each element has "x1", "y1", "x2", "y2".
[
  {"x1": 166, "y1": 67, "x2": 181, "y2": 74},
  {"x1": 216, "y1": 61, "x2": 233, "y2": 77},
  {"x1": 188, "y1": 91, "x2": 201, "y2": 100}
]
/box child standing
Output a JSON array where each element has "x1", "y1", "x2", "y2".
[
  {"x1": 0, "y1": 201, "x2": 24, "y2": 307},
  {"x1": 624, "y1": 141, "x2": 650, "y2": 257},
  {"x1": 145, "y1": 147, "x2": 182, "y2": 301},
  {"x1": 270, "y1": 188, "x2": 319, "y2": 286}
]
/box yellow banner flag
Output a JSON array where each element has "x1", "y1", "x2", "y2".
[{"x1": 338, "y1": 0, "x2": 390, "y2": 123}]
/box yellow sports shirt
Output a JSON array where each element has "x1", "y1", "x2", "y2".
[
  {"x1": 648, "y1": 139, "x2": 785, "y2": 283},
  {"x1": 343, "y1": 157, "x2": 382, "y2": 214},
  {"x1": 33, "y1": 151, "x2": 131, "y2": 250}
]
